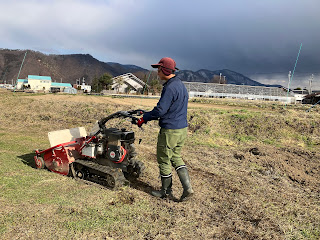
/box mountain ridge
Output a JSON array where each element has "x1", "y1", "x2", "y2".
[
  {"x1": 0, "y1": 49, "x2": 281, "y2": 87},
  {"x1": 177, "y1": 69, "x2": 281, "y2": 87}
]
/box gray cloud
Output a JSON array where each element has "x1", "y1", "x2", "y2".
[
  {"x1": 0, "y1": 0, "x2": 319, "y2": 86},
  {"x1": 249, "y1": 72, "x2": 320, "y2": 90}
]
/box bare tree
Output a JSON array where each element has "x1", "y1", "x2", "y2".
[
  {"x1": 211, "y1": 74, "x2": 227, "y2": 84},
  {"x1": 114, "y1": 76, "x2": 124, "y2": 93}
]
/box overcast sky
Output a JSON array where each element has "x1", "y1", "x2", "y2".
[{"x1": 0, "y1": 0, "x2": 319, "y2": 88}]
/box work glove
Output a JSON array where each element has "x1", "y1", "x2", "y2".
[{"x1": 137, "y1": 117, "x2": 145, "y2": 127}]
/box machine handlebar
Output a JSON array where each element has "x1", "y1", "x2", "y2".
[{"x1": 98, "y1": 109, "x2": 145, "y2": 129}]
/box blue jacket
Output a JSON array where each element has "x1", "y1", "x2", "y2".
[{"x1": 143, "y1": 76, "x2": 188, "y2": 129}]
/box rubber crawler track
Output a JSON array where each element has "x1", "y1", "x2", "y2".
[{"x1": 71, "y1": 159, "x2": 128, "y2": 189}]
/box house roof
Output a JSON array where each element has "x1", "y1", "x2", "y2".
[
  {"x1": 51, "y1": 82, "x2": 72, "y2": 87},
  {"x1": 17, "y1": 79, "x2": 28, "y2": 83},
  {"x1": 28, "y1": 75, "x2": 52, "y2": 81}
]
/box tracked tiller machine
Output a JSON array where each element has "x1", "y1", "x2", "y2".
[{"x1": 34, "y1": 110, "x2": 145, "y2": 188}]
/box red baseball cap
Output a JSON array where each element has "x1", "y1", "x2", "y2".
[{"x1": 151, "y1": 57, "x2": 179, "y2": 76}]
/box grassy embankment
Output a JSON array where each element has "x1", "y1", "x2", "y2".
[{"x1": 0, "y1": 89, "x2": 319, "y2": 239}]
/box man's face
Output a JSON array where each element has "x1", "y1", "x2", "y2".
[{"x1": 157, "y1": 66, "x2": 166, "y2": 80}]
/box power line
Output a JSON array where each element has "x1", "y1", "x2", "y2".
[{"x1": 16, "y1": 51, "x2": 28, "y2": 85}]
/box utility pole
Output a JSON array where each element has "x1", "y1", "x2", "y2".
[
  {"x1": 311, "y1": 74, "x2": 314, "y2": 93},
  {"x1": 288, "y1": 71, "x2": 291, "y2": 84},
  {"x1": 309, "y1": 74, "x2": 313, "y2": 94}
]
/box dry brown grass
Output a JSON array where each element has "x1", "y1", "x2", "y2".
[{"x1": 0, "y1": 89, "x2": 319, "y2": 239}]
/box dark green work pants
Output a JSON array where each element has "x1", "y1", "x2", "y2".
[{"x1": 157, "y1": 127, "x2": 188, "y2": 176}]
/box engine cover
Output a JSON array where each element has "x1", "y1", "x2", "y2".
[{"x1": 104, "y1": 128, "x2": 135, "y2": 142}]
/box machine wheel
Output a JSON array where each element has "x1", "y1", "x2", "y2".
[
  {"x1": 106, "y1": 174, "x2": 116, "y2": 188},
  {"x1": 76, "y1": 170, "x2": 85, "y2": 179},
  {"x1": 70, "y1": 163, "x2": 87, "y2": 180},
  {"x1": 124, "y1": 159, "x2": 145, "y2": 180},
  {"x1": 128, "y1": 143, "x2": 137, "y2": 158},
  {"x1": 35, "y1": 156, "x2": 45, "y2": 169}
]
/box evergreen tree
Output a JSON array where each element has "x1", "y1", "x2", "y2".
[{"x1": 91, "y1": 73, "x2": 113, "y2": 92}]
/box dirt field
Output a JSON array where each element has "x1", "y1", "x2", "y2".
[
  {"x1": 25, "y1": 93, "x2": 262, "y2": 111},
  {"x1": 1, "y1": 90, "x2": 319, "y2": 239}
]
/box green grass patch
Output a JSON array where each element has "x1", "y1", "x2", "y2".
[
  {"x1": 299, "y1": 228, "x2": 320, "y2": 239},
  {"x1": 234, "y1": 134, "x2": 256, "y2": 142},
  {"x1": 262, "y1": 138, "x2": 281, "y2": 147}
]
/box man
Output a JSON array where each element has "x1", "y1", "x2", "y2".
[{"x1": 137, "y1": 57, "x2": 194, "y2": 202}]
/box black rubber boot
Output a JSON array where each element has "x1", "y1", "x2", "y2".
[
  {"x1": 151, "y1": 175, "x2": 173, "y2": 199},
  {"x1": 176, "y1": 166, "x2": 194, "y2": 202}
]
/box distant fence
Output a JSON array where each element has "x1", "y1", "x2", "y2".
[{"x1": 183, "y1": 82, "x2": 295, "y2": 103}]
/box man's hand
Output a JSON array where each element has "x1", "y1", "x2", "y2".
[{"x1": 137, "y1": 117, "x2": 145, "y2": 127}]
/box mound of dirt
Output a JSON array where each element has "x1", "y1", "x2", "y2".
[{"x1": 236, "y1": 146, "x2": 320, "y2": 188}]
